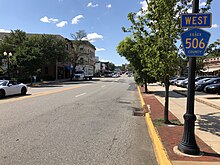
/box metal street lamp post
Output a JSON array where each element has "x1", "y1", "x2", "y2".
[
  {"x1": 3, "y1": 51, "x2": 12, "y2": 78},
  {"x1": 178, "y1": 0, "x2": 200, "y2": 155}
]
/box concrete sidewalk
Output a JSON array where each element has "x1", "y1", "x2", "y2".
[{"x1": 147, "y1": 84, "x2": 220, "y2": 155}]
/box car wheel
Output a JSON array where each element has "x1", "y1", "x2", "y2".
[
  {"x1": 0, "y1": 89, "x2": 5, "y2": 98},
  {"x1": 21, "y1": 87, "x2": 27, "y2": 95}
]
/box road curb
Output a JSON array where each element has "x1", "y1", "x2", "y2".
[
  {"x1": 137, "y1": 86, "x2": 146, "y2": 109},
  {"x1": 173, "y1": 90, "x2": 220, "y2": 111},
  {"x1": 137, "y1": 86, "x2": 172, "y2": 165}
]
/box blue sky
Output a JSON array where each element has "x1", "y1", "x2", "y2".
[{"x1": 0, "y1": 0, "x2": 219, "y2": 66}]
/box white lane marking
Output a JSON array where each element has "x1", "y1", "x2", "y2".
[
  {"x1": 101, "y1": 85, "x2": 106, "y2": 88},
  {"x1": 75, "y1": 93, "x2": 87, "y2": 98}
]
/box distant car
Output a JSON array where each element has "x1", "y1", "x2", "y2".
[
  {"x1": 128, "y1": 73, "x2": 132, "y2": 77},
  {"x1": 170, "y1": 77, "x2": 186, "y2": 85},
  {"x1": 204, "y1": 83, "x2": 220, "y2": 94},
  {"x1": 0, "y1": 80, "x2": 28, "y2": 98},
  {"x1": 112, "y1": 73, "x2": 119, "y2": 78},
  {"x1": 195, "y1": 78, "x2": 211, "y2": 86},
  {"x1": 195, "y1": 77, "x2": 220, "y2": 91},
  {"x1": 73, "y1": 71, "x2": 85, "y2": 80},
  {"x1": 176, "y1": 78, "x2": 188, "y2": 87}
]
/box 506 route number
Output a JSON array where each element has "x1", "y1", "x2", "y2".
[{"x1": 185, "y1": 38, "x2": 205, "y2": 49}]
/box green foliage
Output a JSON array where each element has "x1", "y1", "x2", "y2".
[
  {"x1": 0, "y1": 30, "x2": 69, "y2": 79},
  {"x1": 108, "y1": 62, "x2": 115, "y2": 71},
  {"x1": 206, "y1": 39, "x2": 220, "y2": 58}
]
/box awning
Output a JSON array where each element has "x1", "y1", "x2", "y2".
[
  {"x1": 200, "y1": 68, "x2": 220, "y2": 72},
  {"x1": 65, "y1": 65, "x2": 73, "y2": 71}
]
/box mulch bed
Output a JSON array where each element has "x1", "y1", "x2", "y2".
[{"x1": 140, "y1": 87, "x2": 220, "y2": 162}]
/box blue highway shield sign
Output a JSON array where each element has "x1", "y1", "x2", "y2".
[
  {"x1": 181, "y1": 13, "x2": 212, "y2": 28},
  {"x1": 181, "y1": 28, "x2": 211, "y2": 57}
]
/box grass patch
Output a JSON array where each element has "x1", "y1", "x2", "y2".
[{"x1": 153, "y1": 118, "x2": 183, "y2": 126}]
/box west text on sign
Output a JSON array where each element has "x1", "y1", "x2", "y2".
[{"x1": 181, "y1": 13, "x2": 212, "y2": 28}]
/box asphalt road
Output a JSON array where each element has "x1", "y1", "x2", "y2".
[{"x1": 0, "y1": 76, "x2": 157, "y2": 165}]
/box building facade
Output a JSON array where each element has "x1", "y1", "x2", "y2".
[
  {"x1": 0, "y1": 32, "x2": 96, "y2": 80},
  {"x1": 202, "y1": 57, "x2": 220, "y2": 76}
]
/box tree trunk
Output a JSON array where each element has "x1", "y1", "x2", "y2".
[
  {"x1": 164, "y1": 76, "x2": 170, "y2": 124},
  {"x1": 144, "y1": 78, "x2": 148, "y2": 93},
  {"x1": 30, "y1": 75, "x2": 33, "y2": 85},
  {"x1": 70, "y1": 67, "x2": 76, "y2": 81}
]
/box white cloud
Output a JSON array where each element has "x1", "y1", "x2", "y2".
[
  {"x1": 200, "y1": 2, "x2": 206, "y2": 7},
  {"x1": 140, "y1": 0, "x2": 148, "y2": 10},
  {"x1": 71, "y1": 15, "x2": 84, "y2": 24},
  {"x1": 187, "y1": 8, "x2": 192, "y2": 13},
  {"x1": 106, "y1": 4, "x2": 112, "y2": 8},
  {"x1": 212, "y1": 24, "x2": 219, "y2": 28},
  {"x1": 84, "y1": 33, "x2": 103, "y2": 42},
  {"x1": 0, "y1": 29, "x2": 10, "y2": 33},
  {"x1": 136, "y1": 0, "x2": 148, "y2": 17},
  {"x1": 40, "y1": 16, "x2": 59, "y2": 23},
  {"x1": 100, "y1": 59, "x2": 111, "y2": 63},
  {"x1": 87, "y1": 2, "x2": 98, "y2": 7},
  {"x1": 56, "y1": 21, "x2": 68, "y2": 27},
  {"x1": 96, "y1": 48, "x2": 106, "y2": 52}
]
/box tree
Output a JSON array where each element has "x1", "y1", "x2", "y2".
[
  {"x1": 120, "y1": 0, "x2": 213, "y2": 123},
  {"x1": 0, "y1": 30, "x2": 27, "y2": 77},
  {"x1": 71, "y1": 30, "x2": 87, "y2": 40},
  {"x1": 16, "y1": 34, "x2": 69, "y2": 82},
  {"x1": 108, "y1": 62, "x2": 115, "y2": 71},
  {"x1": 0, "y1": 30, "x2": 69, "y2": 81}
]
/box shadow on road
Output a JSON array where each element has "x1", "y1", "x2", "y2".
[
  {"x1": 30, "y1": 79, "x2": 101, "y2": 88},
  {"x1": 0, "y1": 94, "x2": 32, "y2": 100}
]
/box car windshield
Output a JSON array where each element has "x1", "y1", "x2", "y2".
[
  {"x1": 0, "y1": 80, "x2": 8, "y2": 86},
  {"x1": 75, "y1": 71, "x2": 84, "y2": 74},
  {"x1": 206, "y1": 78, "x2": 220, "y2": 83}
]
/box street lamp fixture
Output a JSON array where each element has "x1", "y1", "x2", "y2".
[{"x1": 3, "y1": 51, "x2": 12, "y2": 78}]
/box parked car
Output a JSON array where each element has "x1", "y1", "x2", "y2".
[
  {"x1": 73, "y1": 70, "x2": 85, "y2": 80},
  {"x1": 195, "y1": 78, "x2": 211, "y2": 86},
  {"x1": 195, "y1": 77, "x2": 220, "y2": 91},
  {"x1": 204, "y1": 83, "x2": 220, "y2": 94},
  {"x1": 112, "y1": 73, "x2": 119, "y2": 78},
  {"x1": 0, "y1": 80, "x2": 28, "y2": 98},
  {"x1": 170, "y1": 77, "x2": 186, "y2": 85},
  {"x1": 195, "y1": 75, "x2": 218, "y2": 82},
  {"x1": 176, "y1": 78, "x2": 188, "y2": 87}
]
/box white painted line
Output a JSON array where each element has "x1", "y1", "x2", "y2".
[
  {"x1": 101, "y1": 85, "x2": 106, "y2": 88},
  {"x1": 75, "y1": 93, "x2": 87, "y2": 98}
]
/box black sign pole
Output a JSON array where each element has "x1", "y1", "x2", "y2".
[{"x1": 178, "y1": 0, "x2": 200, "y2": 155}]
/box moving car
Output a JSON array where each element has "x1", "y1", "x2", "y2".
[
  {"x1": 195, "y1": 77, "x2": 220, "y2": 91},
  {"x1": 0, "y1": 80, "x2": 28, "y2": 98},
  {"x1": 204, "y1": 83, "x2": 220, "y2": 94}
]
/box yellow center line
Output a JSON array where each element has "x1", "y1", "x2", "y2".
[{"x1": 0, "y1": 85, "x2": 81, "y2": 105}]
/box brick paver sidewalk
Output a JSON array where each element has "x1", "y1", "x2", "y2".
[{"x1": 140, "y1": 86, "x2": 220, "y2": 164}]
